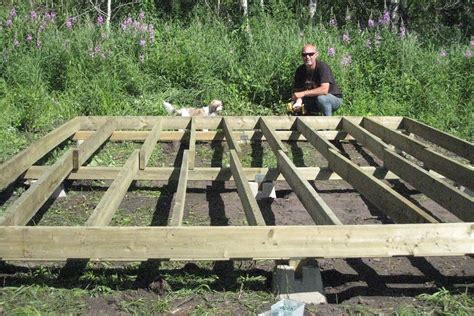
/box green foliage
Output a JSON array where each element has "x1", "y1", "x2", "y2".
[{"x1": 0, "y1": 4, "x2": 472, "y2": 162}]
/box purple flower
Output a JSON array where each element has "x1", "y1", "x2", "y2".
[
  {"x1": 121, "y1": 17, "x2": 133, "y2": 30},
  {"x1": 342, "y1": 32, "x2": 351, "y2": 44},
  {"x1": 399, "y1": 26, "x2": 406, "y2": 38},
  {"x1": 379, "y1": 10, "x2": 390, "y2": 26},
  {"x1": 439, "y1": 49, "x2": 448, "y2": 57},
  {"x1": 139, "y1": 10, "x2": 145, "y2": 20},
  {"x1": 26, "y1": 34, "x2": 33, "y2": 41},
  {"x1": 45, "y1": 12, "x2": 56, "y2": 21},
  {"x1": 65, "y1": 17, "x2": 74, "y2": 29},
  {"x1": 329, "y1": 18, "x2": 337, "y2": 27},
  {"x1": 341, "y1": 54, "x2": 352, "y2": 67},
  {"x1": 368, "y1": 18, "x2": 375, "y2": 28},
  {"x1": 327, "y1": 47, "x2": 335, "y2": 57},
  {"x1": 139, "y1": 39, "x2": 146, "y2": 47},
  {"x1": 30, "y1": 11, "x2": 38, "y2": 21},
  {"x1": 97, "y1": 15, "x2": 104, "y2": 26},
  {"x1": 465, "y1": 48, "x2": 472, "y2": 58},
  {"x1": 5, "y1": 19, "x2": 12, "y2": 27},
  {"x1": 9, "y1": 7, "x2": 17, "y2": 18}
]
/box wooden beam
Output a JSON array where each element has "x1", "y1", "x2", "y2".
[
  {"x1": 139, "y1": 118, "x2": 162, "y2": 170},
  {"x1": 0, "y1": 118, "x2": 80, "y2": 190},
  {"x1": 297, "y1": 118, "x2": 438, "y2": 224},
  {"x1": 222, "y1": 118, "x2": 241, "y2": 153},
  {"x1": 276, "y1": 150, "x2": 342, "y2": 225},
  {"x1": 85, "y1": 150, "x2": 139, "y2": 226},
  {"x1": 25, "y1": 166, "x2": 404, "y2": 182},
  {"x1": 73, "y1": 130, "x2": 351, "y2": 142},
  {"x1": 0, "y1": 223, "x2": 471, "y2": 261},
  {"x1": 362, "y1": 118, "x2": 474, "y2": 188},
  {"x1": 168, "y1": 150, "x2": 189, "y2": 226},
  {"x1": 229, "y1": 150, "x2": 266, "y2": 226},
  {"x1": 259, "y1": 117, "x2": 288, "y2": 153},
  {"x1": 0, "y1": 150, "x2": 74, "y2": 226},
  {"x1": 73, "y1": 120, "x2": 117, "y2": 170},
  {"x1": 342, "y1": 118, "x2": 474, "y2": 222},
  {"x1": 402, "y1": 117, "x2": 473, "y2": 163},
  {"x1": 188, "y1": 118, "x2": 196, "y2": 170}
]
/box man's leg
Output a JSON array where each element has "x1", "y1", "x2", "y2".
[
  {"x1": 302, "y1": 97, "x2": 319, "y2": 115},
  {"x1": 316, "y1": 94, "x2": 343, "y2": 116}
]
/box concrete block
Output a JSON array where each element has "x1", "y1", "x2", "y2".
[
  {"x1": 52, "y1": 183, "x2": 67, "y2": 198},
  {"x1": 249, "y1": 181, "x2": 259, "y2": 198},
  {"x1": 77, "y1": 139, "x2": 84, "y2": 145},
  {"x1": 256, "y1": 182, "x2": 276, "y2": 200},
  {"x1": 272, "y1": 260, "x2": 326, "y2": 305}
]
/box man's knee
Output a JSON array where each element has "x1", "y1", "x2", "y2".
[{"x1": 317, "y1": 95, "x2": 331, "y2": 105}]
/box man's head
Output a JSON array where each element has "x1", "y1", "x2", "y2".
[{"x1": 301, "y1": 44, "x2": 318, "y2": 69}]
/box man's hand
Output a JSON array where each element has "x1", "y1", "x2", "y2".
[{"x1": 292, "y1": 91, "x2": 306, "y2": 101}]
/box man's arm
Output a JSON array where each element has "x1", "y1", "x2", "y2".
[{"x1": 292, "y1": 83, "x2": 329, "y2": 100}]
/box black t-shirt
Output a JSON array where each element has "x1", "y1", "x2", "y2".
[{"x1": 293, "y1": 61, "x2": 342, "y2": 98}]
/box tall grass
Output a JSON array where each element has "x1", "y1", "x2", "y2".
[{"x1": 0, "y1": 6, "x2": 472, "y2": 160}]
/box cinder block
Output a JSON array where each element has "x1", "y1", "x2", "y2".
[
  {"x1": 256, "y1": 182, "x2": 276, "y2": 199},
  {"x1": 272, "y1": 260, "x2": 326, "y2": 305},
  {"x1": 52, "y1": 183, "x2": 67, "y2": 198},
  {"x1": 248, "y1": 181, "x2": 259, "y2": 198}
]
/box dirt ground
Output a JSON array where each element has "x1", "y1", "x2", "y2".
[{"x1": 0, "y1": 139, "x2": 473, "y2": 314}]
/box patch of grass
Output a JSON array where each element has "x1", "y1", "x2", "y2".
[
  {"x1": 87, "y1": 141, "x2": 141, "y2": 167},
  {"x1": 418, "y1": 287, "x2": 474, "y2": 315}
]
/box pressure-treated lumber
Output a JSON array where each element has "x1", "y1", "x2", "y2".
[
  {"x1": 342, "y1": 118, "x2": 474, "y2": 222},
  {"x1": 139, "y1": 118, "x2": 162, "y2": 170},
  {"x1": 73, "y1": 130, "x2": 350, "y2": 142},
  {"x1": 168, "y1": 150, "x2": 189, "y2": 226},
  {"x1": 222, "y1": 118, "x2": 242, "y2": 153},
  {"x1": 0, "y1": 117, "x2": 80, "y2": 190},
  {"x1": 402, "y1": 117, "x2": 473, "y2": 163},
  {"x1": 259, "y1": 118, "x2": 288, "y2": 153},
  {"x1": 73, "y1": 120, "x2": 117, "y2": 170},
  {"x1": 229, "y1": 150, "x2": 266, "y2": 226},
  {"x1": 276, "y1": 150, "x2": 342, "y2": 225},
  {"x1": 0, "y1": 150, "x2": 74, "y2": 226},
  {"x1": 24, "y1": 166, "x2": 403, "y2": 182},
  {"x1": 85, "y1": 150, "x2": 139, "y2": 226},
  {"x1": 0, "y1": 223, "x2": 471, "y2": 261},
  {"x1": 297, "y1": 118, "x2": 437, "y2": 224},
  {"x1": 188, "y1": 118, "x2": 196, "y2": 170},
  {"x1": 362, "y1": 118, "x2": 474, "y2": 188},
  {"x1": 260, "y1": 118, "x2": 341, "y2": 225}
]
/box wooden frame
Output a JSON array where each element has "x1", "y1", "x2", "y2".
[{"x1": 0, "y1": 116, "x2": 472, "y2": 261}]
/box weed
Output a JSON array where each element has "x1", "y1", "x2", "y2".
[{"x1": 418, "y1": 287, "x2": 474, "y2": 315}]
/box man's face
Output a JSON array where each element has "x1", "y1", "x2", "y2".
[{"x1": 301, "y1": 47, "x2": 317, "y2": 67}]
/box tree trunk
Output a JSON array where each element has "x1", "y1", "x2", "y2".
[
  {"x1": 241, "y1": 0, "x2": 248, "y2": 17},
  {"x1": 106, "y1": 0, "x2": 111, "y2": 34},
  {"x1": 309, "y1": 0, "x2": 317, "y2": 19}
]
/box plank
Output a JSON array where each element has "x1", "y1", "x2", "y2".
[
  {"x1": 342, "y1": 118, "x2": 474, "y2": 221},
  {"x1": 0, "y1": 223, "x2": 471, "y2": 261},
  {"x1": 73, "y1": 119, "x2": 117, "y2": 170},
  {"x1": 297, "y1": 118, "x2": 438, "y2": 224},
  {"x1": 222, "y1": 117, "x2": 242, "y2": 153},
  {"x1": 0, "y1": 117, "x2": 80, "y2": 190},
  {"x1": 73, "y1": 130, "x2": 350, "y2": 142},
  {"x1": 0, "y1": 150, "x2": 74, "y2": 226},
  {"x1": 168, "y1": 150, "x2": 189, "y2": 226},
  {"x1": 276, "y1": 150, "x2": 342, "y2": 225},
  {"x1": 188, "y1": 118, "x2": 196, "y2": 170},
  {"x1": 362, "y1": 118, "x2": 474, "y2": 188},
  {"x1": 402, "y1": 117, "x2": 473, "y2": 163},
  {"x1": 25, "y1": 166, "x2": 403, "y2": 182},
  {"x1": 259, "y1": 117, "x2": 287, "y2": 152},
  {"x1": 139, "y1": 118, "x2": 162, "y2": 170},
  {"x1": 229, "y1": 150, "x2": 266, "y2": 226},
  {"x1": 85, "y1": 150, "x2": 139, "y2": 226}
]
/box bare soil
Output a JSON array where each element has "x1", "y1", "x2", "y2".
[{"x1": 0, "y1": 139, "x2": 473, "y2": 314}]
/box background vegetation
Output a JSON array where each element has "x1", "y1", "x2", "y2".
[{"x1": 0, "y1": 1, "x2": 472, "y2": 162}]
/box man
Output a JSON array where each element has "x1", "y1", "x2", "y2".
[{"x1": 292, "y1": 44, "x2": 343, "y2": 116}]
